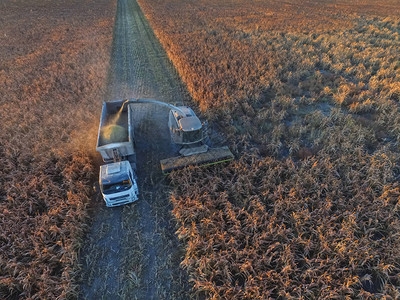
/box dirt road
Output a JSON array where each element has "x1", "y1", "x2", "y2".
[{"x1": 80, "y1": 0, "x2": 190, "y2": 298}]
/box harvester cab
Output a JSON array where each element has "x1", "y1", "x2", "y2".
[{"x1": 168, "y1": 106, "x2": 209, "y2": 157}]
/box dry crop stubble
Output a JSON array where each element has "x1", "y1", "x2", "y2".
[
  {"x1": 138, "y1": 0, "x2": 400, "y2": 298},
  {"x1": 0, "y1": 0, "x2": 115, "y2": 298}
]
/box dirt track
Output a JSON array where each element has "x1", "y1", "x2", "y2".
[{"x1": 80, "y1": 0, "x2": 190, "y2": 298}]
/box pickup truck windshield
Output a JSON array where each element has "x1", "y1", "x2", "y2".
[{"x1": 102, "y1": 179, "x2": 131, "y2": 195}]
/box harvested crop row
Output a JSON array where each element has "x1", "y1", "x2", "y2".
[
  {"x1": 0, "y1": 0, "x2": 115, "y2": 298},
  {"x1": 138, "y1": 0, "x2": 400, "y2": 298}
]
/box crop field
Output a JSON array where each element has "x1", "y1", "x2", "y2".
[
  {"x1": 2, "y1": 0, "x2": 400, "y2": 299},
  {"x1": 137, "y1": 0, "x2": 400, "y2": 298},
  {"x1": 0, "y1": 0, "x2": 115, "y2": 298}
]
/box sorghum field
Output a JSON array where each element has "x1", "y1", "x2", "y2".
[
  {"x1": 0, "y1": 0, "x2": 114, "y2": 298},
  {"x1": 137, "y1": 0, "x2": 400, "y2": 298}
]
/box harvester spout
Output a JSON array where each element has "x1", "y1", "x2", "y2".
[{"x1": 120, "y1": 98, "x2": 186, "y2": 115}]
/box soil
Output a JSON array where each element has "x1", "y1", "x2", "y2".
[{"x1": 79, "y1": 0, "x2": 191, "y2": 299}]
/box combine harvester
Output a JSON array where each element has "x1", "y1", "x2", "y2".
[{"x1": 96, "y1": 99, "x2": 233, "y2": 206}]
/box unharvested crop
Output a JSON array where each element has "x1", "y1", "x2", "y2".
[
  {"x1": 0, "y1": 0, "x2": 114, "y2": 298},
  {"x1": 138, "y1": 0, "x2": 400, "y2": 298}
]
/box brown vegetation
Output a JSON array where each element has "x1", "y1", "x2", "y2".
[
  {"x1": 138, "y1": 0, "x2": 400, "y2": 298},
  {"x1": 0, "y1": 0, "x2": 114, "y2": 298}
]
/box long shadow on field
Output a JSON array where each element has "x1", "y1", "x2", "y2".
[{"x1": 79, "y1": 0, "x2": 190, "y2": 299}]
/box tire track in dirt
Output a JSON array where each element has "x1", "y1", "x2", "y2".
[{"x1": 80, "y1": 0, "x2": 190, "y2": 299}]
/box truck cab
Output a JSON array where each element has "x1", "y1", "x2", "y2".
[{"x1": 99, "y1": 160, "x2": 139, "y2": 207}]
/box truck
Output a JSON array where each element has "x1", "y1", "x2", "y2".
[{"x1": 96, "y1": 100, "x2": 139, "y2": 207}]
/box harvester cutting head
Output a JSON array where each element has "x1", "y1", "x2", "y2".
[{"x1": 160, "y1": 146, "x2": 234, "y2": 174}]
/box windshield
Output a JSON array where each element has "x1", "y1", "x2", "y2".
[
  {"x1": 102, "y1": 179, "x2": 131, "y2": 195},
  {"x1": 182, "y1": 129, "x2": 203, "y2": 143}
]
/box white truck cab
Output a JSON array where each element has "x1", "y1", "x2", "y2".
[{"x1": 99, "y1": 160, "x2": 139, "y2": 207}]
